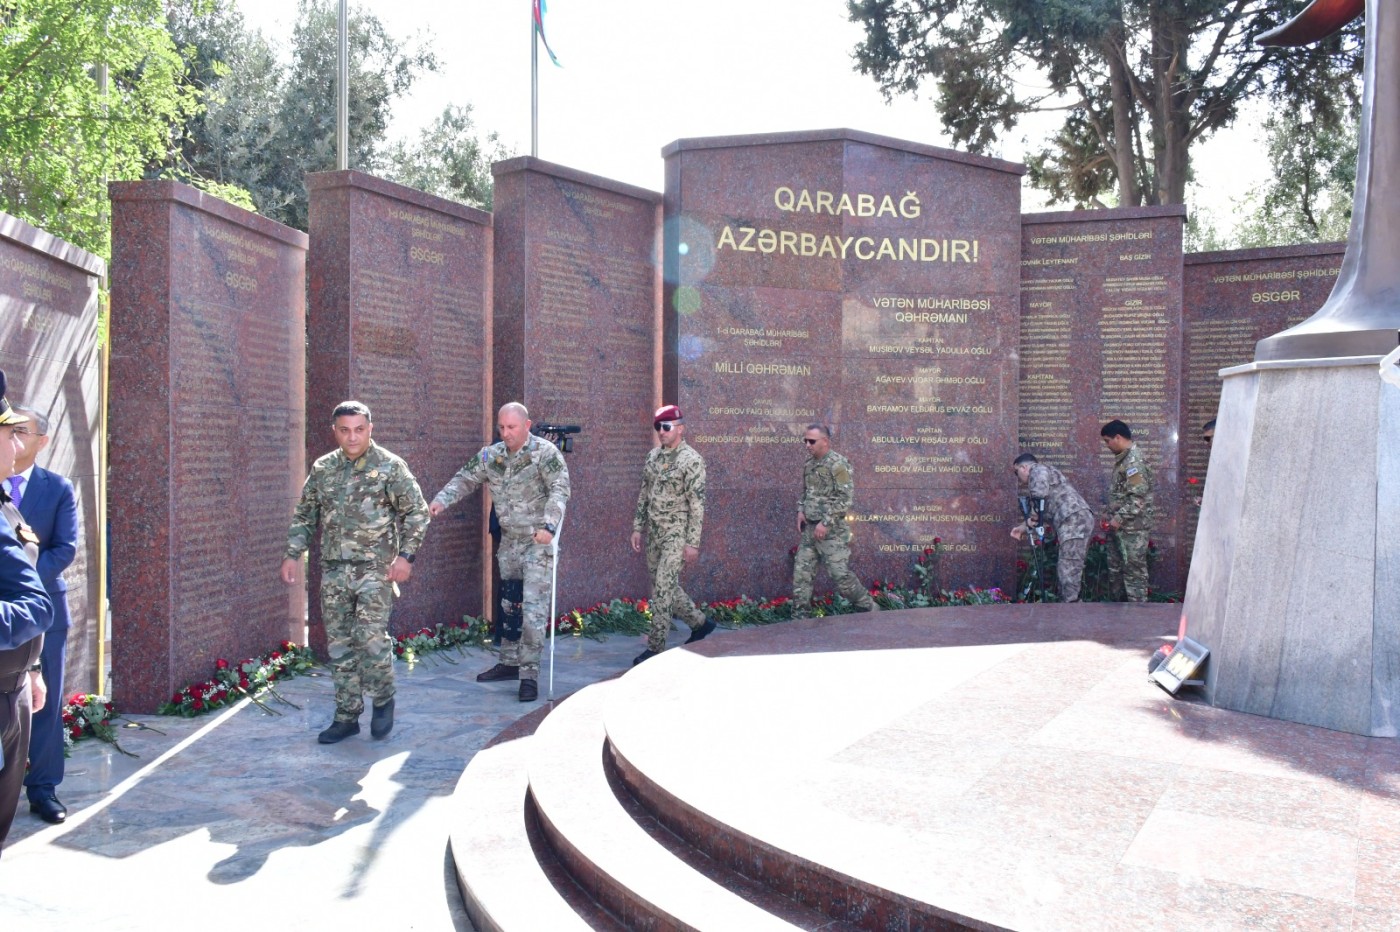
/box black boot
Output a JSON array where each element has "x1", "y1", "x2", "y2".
[
  {"x1": 685, "y1": 618, "x2": 717, "y2": 643},
  {"x1": 476, "y1": 663, "x2": 520, "y2": 682},
  {"x1": 519, "y1": 679, "x2": 538, "y2": 702},
  {"x1": 370, "y1": 697, "x2": 395, "y2": 739},
  {"x1": 318, "y1": 720, "x2": 360, "y2": 744}
]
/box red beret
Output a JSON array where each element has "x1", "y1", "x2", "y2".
[{"x1": 653, "y1": 404, "x2": 683, "y2": 426}]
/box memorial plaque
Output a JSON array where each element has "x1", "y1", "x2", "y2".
[
  {"x1": 492, "y1": 158, "x2": 662, "y2": 609},
  {"x1": 0, "y1": 211, "x2": 104, "y2": 696},
  {"x1": 109, "y1": 181, "x2": 306, "y2": 712},
  {"x1": 307, "y1": 171, "x2": 492, "y2": 640},
  {"x1": 1020, "y1": 207, "x2": 1186, "y2": 592},
  {"x1": 665, "y1": 130, "x2": 1024, "y2": 600},
  {"x1": 1180, "y1": 243, "x2": 1343, "y2": 555}
]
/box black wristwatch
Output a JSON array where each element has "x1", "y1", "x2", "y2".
[
  {"x1": 542, "y1": 523, "x2": 557, "y2": 534},
  {"x1": 398, "y1": 551, "x2": 415, "y2": 564},
  {"x1": 27, "y1": 663, "x2": 42, "y2": 672}
]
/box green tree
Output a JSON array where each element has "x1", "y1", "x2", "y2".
[
  {"x1": 159, "y1": 0, "x2": 509, "y2": 230},
  {"x1": 382, "y1": 104, "x2": 508, "y2": 211},
  {"x1": 1233, "y1": 107, "x2": 1356, "y2": 247},
  {"x1": 848, "y1": 0, "x2": 1362, "y2": 208},
  {"x1": 0, "y1": 0, "x2": 206, "y2": 258}
]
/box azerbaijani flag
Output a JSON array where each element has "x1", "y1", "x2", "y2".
[{"x1": 534, "y1": 0, "x2": 562, "y2": 67}]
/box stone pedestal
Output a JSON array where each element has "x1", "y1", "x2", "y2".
[
  {"x1": 491, "y1": 157, "x2": 662, "y2": 610},
  {"x1": 109, "y1": 181, "x2": 307, "y2": 713},
  {"x1": 1184, "y1": 357, "x2": 1399, "y2": 735},
  {"x1": 0, "y1": 211, "x2": 105, "y2": 695},
  {"x1": 306, "y1": 171, "x2": 493, "y2": 643}
]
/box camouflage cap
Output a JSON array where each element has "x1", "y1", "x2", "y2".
[
  {"x1": 653, "y1": 404, "x2": 683, "y2": 426},
  {"x1": 0, "y1": 369, "x2": 29, "y2": 427}
]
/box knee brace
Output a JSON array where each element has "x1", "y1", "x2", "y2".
[{"x1": 498, "y1": 578, "x2": 524, "y2": 642}]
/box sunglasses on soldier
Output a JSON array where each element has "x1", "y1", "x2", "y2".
[{"x1": 655, "y1": 421, "x2": 680, "y2": 432}]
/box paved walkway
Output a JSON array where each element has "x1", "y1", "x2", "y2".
[{"x1": 0, "y1": 632, "x2": 654, "y2": 929}]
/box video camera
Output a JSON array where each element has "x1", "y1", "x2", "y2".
[{"x1": 532, "y1": 423, "x2": 582, "y2": 453}]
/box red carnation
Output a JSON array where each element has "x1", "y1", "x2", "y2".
[
  {"x1": 69, "y1": 725, "x2": 83, "y2": 739},
  {"x1": 215, "y1": 658, "x2": 230, "y2": 670},
  {"x1": 192, "y1": 698, "x2": 204, "y2": 710}
]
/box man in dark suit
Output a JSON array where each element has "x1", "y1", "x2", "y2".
[
  {"x1": 0, "y1": 373, "x2": 51, "y2": 855},
  {"x1": 11, "y1": 406, "x2": 77, "y2": 824}
]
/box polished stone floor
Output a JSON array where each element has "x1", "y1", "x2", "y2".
[{"x1": 0, "y1": 631, "x2": 651, "y2": 929}]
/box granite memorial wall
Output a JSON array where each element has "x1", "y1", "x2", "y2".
[
  {"x1": 0, "y1": 211, "x2": 105, "y2": 695},
  {"x1": 491, "y1": 157, "x2": 661, "y2": 610},
  {"x1": 1180, "y1": 243, "x2": 1344, "y2": 553},
  {"x1": 307, "y1": 171, "x2": 492, "y2": 642},
  {"x1": 663, "y1": 130, "x2": 1025, "y2": 599},
  {"x1": 1019, "y1": 207, "x2": 1187, "y2": 590},
  {"x1": 109, "y1": 181, "x2": 307, "y2": 713}
]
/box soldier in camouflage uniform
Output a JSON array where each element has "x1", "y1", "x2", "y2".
[
  {"x1": 1010, "y1": 453, "x2": 1094, "y2": 602},
  {"x1": 431, "y1": 402, "x2": 570, "y2": 702},
  {"x1": 1100, "y1": 419, "x2": 1154, "y2": 602},
  {"x1": 283, "y1": 401, "x2": 429, "y2": 744},
  {"x1": 630, "y1": 405, "x2": 714, "y2": 666},
  {"x1": 793, "y1": 425, "x2": 878, "y2": 614}
]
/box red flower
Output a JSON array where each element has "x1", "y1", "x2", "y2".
[
  {"x1": 1100, "y1": 520, "x2": 1111, "y2": 530},
  {"x1": 923, "y1": 547, "x2": 934, "y2": 556},
  {"x1": 69, "y1": 725, "x2": 83, "y2": 739},
  {"x1": 239, "y1": 676, "x2": 250, "y2": 689},
  {"x1": 192, "y1": 698, "x2": 204, "y2": 710},
  {"x1": 1187, "y1": 477, "x2": 1200, "y2": 485},
  {"x1": 170, "y1": 692, "x2": 183, "y2": 704},
  {"x1": 1016, "y1": 560, "x2": 1028, "y2": 571},
  {"x1": 269, "y1": 650, "x2": 282, "y2": 660},
  {"x1": 932, "y1": 537, "x2": 942, "y2": 545},
  {"x1": 215, "y1": 658, "x2": 230, "y2": 670}
]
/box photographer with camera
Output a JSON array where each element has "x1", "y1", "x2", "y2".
[{"x1": 1009, "y1": 453, "x2": 1094, "y2": 603}]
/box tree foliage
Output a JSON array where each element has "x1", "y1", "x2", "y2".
[
  {"x1": 158, "y1": 0, "x2": 509, "y2": 230},
  {"x1": 0, "y1": 0, "x2": 206, "y2": 258},
  {"x1": 381, "y1": 104, "x2": 507, "y2": 211},
  {"x1": 848, "y1": 0, "x2": 1363, "y2": 208}
]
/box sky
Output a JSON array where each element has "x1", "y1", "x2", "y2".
[{"x1": 230, "y1": 0, "x2": 1268, "y2": 222}]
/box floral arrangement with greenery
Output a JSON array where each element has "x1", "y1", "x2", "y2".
[
  {"x1": 61, "y1": 692, "x2": 140, "y2": 757},
  {"x1": 159, "y1": 640, "x2": 317, "y2": 718}
]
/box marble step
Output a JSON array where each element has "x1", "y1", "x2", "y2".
[
  {"x1": 449, "y1": 733, "x2": 622, "y2": 931},
  {"x1": 527, "y1": 678, "x2": 832, "y2": 930}
]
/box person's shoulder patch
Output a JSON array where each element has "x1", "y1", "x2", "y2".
[
  {"x1": 834, "y1": 465, "x2": 851, "y2": 484},
  {"x1": 1125, "y1": 467, "x2": 1139, "y2": 477}
]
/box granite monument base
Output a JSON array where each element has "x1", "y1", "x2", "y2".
[{"x1": 1184, "y1": 356, "x2": 1399, "y2": 736}]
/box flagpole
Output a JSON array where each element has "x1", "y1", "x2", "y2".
[
  {"x1": 530, "y1": 0, "x2": 538, "y2": 157},
  {"x1": 337, "y1": 0, "x2": 348, "y2": 170}
]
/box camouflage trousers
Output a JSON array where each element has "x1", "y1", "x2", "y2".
[
  {"x1": 496, "y1": 531, "x2": 554, "y2": 679},
  {"x1": 1056, "y1": 535, "x2": 1088, "y2": 603},
  {"x1": 792, "y1": 525, "x2": 874, "y2": 613},
  {"x1": 321, "y1": 562, "x2": 395, "y2": 722},
  {"x1": 1108, "y1": 528, "x2": 1150, "y2": 602},
  {"x1": 645, "y1": 529, "x2": 706, "y2": 652}
]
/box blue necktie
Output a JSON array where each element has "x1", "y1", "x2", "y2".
[{"x1": 7, "y1": 475, "x2": 21, "y2": 509}]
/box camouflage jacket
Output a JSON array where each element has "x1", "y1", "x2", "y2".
[
  {"x1": 632, "y1": 441, "x2": 705, "y2": 546},
  {"x1": 1023, "y1": 463, "x2": 1094, "y2": 542},
  {"x1": 434, "y1": 434, "x2": 570, "y2": 536},
  {"x1": 1109, "y1": 444, "x2": 1154, "y2": 531},
  {"x1": 285, "y1": 441, "x2": 430, "y2": 566},
  {"x1": 799, "y1": 451, "x2": 856, "y2": 526}
]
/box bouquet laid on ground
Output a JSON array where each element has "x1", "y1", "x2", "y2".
[
  {"x1": 160, "y1": 640, "x2": 318, "y2": 718},
  {"x1": 62, "y1": 692, "x2": 141, "y2": 757}
]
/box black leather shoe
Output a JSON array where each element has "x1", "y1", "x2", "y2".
[
  {"x1": 476, "y1": 663, "x2": 520, "y2": 682},
  {"x1": 518, "y1": 679, "x2": 538, "y2": 702},
  {"x1": 28, "y1": 789, "x2": 66, "y2": 824},
  {"x1": 632, "y1": 649, "x2": 660, "y2": 666},
  {"x1": 685, "y1": 618, "x2": 717, "y2": 643},
  {"x1": 370, "y1": 697, "x2": 395, "y2": 739},
  {"x1": 317, "y1": 720, "x2": 361, "y2": 744}
]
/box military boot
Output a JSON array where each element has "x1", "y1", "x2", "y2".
[
  {"x1": 519, "y1": 679, "x2": 538, "y2": 702},
  {"x1": 317, "y1": 720, "x2": 360, "y2": 744},
  {"x1": 476, "y1": 663, "x2": 520, "y2": 682}
]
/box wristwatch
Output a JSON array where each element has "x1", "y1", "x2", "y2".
[
  {"x1": 27, "y1": 663, "x2": 42, "y2": 672},
  {"x1": 542, "y1": 523, "x2": 557, "y2": 534},
  {"x1": 398, "y1": 551, "x2": 416, "y2": 564}
]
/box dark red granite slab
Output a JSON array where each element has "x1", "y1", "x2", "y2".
[
  {"x1": 306, "y1": 171, "x2": 492, "y2": 645},
  {"x1": 0, "y1": 211, "x2": 105, "y2": 695},
  {"x1": 664, "y1": 129, "x2": 1024, "y2": 600},
  {"x1": 1179, "y1": 243, "x2": 1343, "y2": 556},
  {"x1": 1019, "y1": 207, "x2": 1186, "y2": 593},
  {"x1": 491, "y1": 157, "x2": 662, "y2": 609},
  {"x1": 109, "y1": 181, "x2": 307, "y2": 712}
]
